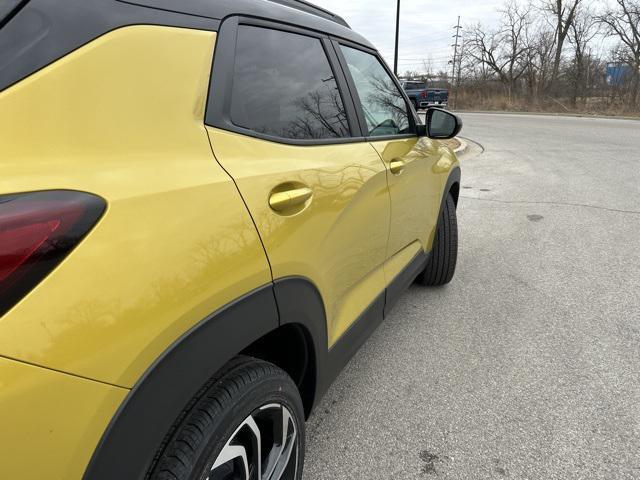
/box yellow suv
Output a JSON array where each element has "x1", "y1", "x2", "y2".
[{"x1": 0, "y1": 0, "x2": 462, "y2": 478}]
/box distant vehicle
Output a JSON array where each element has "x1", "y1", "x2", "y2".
[{"x1": 402, "y1": 80, "x2": 449, "y2": 110}]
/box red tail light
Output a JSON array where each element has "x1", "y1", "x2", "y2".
[
  {"x1": 421, "y1": 91, "x2": 427, "y2": 99},
  {"x1": 0, "y1": 191, "x2": 105, "y2": 316}
]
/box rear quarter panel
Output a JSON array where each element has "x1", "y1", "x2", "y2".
[
  {"x1": 0, "y1": 357, "x2": 127, "y2": 479},
  {"x1": 0, "y1": 26, "x2": 271, "y2": 387}
]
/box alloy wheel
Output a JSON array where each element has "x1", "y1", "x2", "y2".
[{"x1": 204, "y1": 403, "x2": 298, "y2": 480}]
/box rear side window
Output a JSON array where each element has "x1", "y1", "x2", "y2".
[
  {"x1": 230, "y1": 26, "x2": 350, "y2": 140},
  {"x1": 340, "y1": 46, "x2": 411, "y2": 137}
]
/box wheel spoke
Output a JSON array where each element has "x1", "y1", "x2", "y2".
[
  {"x1": 211, "y1": 444, "x2": 249, "y2": 480},
  {"x1": 207, "y1": 403, "x2": 298, "y2": 480},
  {"x1": 268, "y1": 405, "x2": 297, "y2": 480},
  {"x1": 245, "y1": 415, "x2": 262, "y2": 480},
  {"x1": 258, "y1": 404, "x2": 285, "y2": 480},
  {"x1": 281, "y1": 407, "x2": 292, "y2": 449},
  {"x1": 270, "y1": 430, "x2": 296, "y2": 480}
]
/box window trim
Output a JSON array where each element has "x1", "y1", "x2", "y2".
[
  {"x1": 205, "y1": 16, "x2": 366, "y2": 146},
  {"x1": 330, "y1": 38, "x2": 421, "y2": 142}
]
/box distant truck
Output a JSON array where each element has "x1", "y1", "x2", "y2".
[{"x1": 401, "y1": 80, "x2": 449, "y2": 110}]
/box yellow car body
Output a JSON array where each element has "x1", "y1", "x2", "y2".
[{"x1": 0, "y1": 1, "x2": 460, "y2": 478}]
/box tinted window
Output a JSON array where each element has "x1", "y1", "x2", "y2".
[
  {"x1": 340, "y1": 46, "x2": 411, "y2": 137},
  {"x1": 404, "y1": 82, "x2": 425, "y2": 90},
  {"x1": 230, "y1": 26, "x2": 349, "y2": 140}
]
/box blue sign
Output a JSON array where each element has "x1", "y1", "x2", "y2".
[{"x1": 606, "y1": 63, "x2": 633, "y2": 86}]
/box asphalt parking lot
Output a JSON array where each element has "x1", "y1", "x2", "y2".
[{"x1": 303, "y1": 113, "x2": 640, "y2": 479}]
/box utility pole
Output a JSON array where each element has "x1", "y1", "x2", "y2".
[
  {"x1": 394, "y1": 0, "x2": 400, "y2": 76},
  {"x1": 450, "y1": 15, "x2": 462, "y2": 108},
  {"x1": 455, "y1": 40, "x2": 464, "y2": 108}
]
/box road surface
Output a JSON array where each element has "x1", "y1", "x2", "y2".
[{"x1": 303, "y1": 113, "x2": 640, "y2": 480}]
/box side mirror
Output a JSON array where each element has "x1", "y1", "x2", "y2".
[{"x1": 423, "y1": 108, "x2": 463, "y2": 139}]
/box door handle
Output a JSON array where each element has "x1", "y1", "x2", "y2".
[
  {"x1": 269, "y1": 187, "x2": 313, "y2": 212},
  {"x1": 389, "y1": 159, "x2": 405, "y2": 175}
]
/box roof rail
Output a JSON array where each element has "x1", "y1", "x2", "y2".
[{"x1": 266, "y1": 0, "x2": 350, "y2": 28}]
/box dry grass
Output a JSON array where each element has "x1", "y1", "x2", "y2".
[{"x1": 454, "y1": 93, "x2": 640, "y2": 118}]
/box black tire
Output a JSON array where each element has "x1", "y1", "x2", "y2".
[
  {"x1": 417, "y1": 193, "x2": 458, "y2": 286},
  {"x1": 149, "y1": 356, "x2": 305, "y2": 480}
]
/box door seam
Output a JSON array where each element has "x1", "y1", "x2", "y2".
[{"x1": 204, "y1": 128, "x2": 282, "y2": 318}]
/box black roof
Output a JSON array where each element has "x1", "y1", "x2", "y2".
[
  {"x1": 0, "y1": 0, "x2": 375, "y2": 93},
  {"x1": 267, "y1": 0, "x2": 350, "y2": 28},
  {"x1": 119, "y1": 0, "x2": 373, "y2": 48}
]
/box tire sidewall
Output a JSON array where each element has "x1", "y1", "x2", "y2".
[{"x1": 191, "y1": 374, "x2": 306, "y2": 480}]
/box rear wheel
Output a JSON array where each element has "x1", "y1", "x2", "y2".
[
  {"x1": 150, "y1": 357, "x2": 305, "y2": 480},
  {"x1": 417, "y1": 193, "x2": 458, "y2": 286}
]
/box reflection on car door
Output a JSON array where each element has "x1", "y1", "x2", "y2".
[
  {"x1": 207, "y1": 24, "x2": 391, "y2": 346},
  {"x1": 337, "y1": 43, "x2": 442, "y2": 285}
]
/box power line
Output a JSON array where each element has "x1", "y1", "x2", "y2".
[
  {"x1": 399, "y1": 54, "x2": 456, "y2": 60},
  {"x1": 400, "y1": 32, "x2": 453, "y2": 43},
  {"x1": 400, "y1": 47, "x2": 458, "y2": 56},
  {"x1": 400, "y1": 58, "x2": 452, "y2": 63},
  {"x1": 399, "y1": 54, "x2": 454, "y2": 59},
  {"x1": 398, "y1": 59, "x2": 452, "y2": 65}
]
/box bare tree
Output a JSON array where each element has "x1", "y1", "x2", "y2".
[
  {"x1": 422, "y1": 57, "x2": 435, "y2": 84},
  {"x1": 463, "y1": 24, "x2": 499, "y2": 83},
  {"x1": 402, "y1": 70, "x2": 421, "y2": 79},
  {"x1": 464, "y1": 2, "x2": 533, "y2": 101},
  {"x1": 542, "y1": 0, "x2": 582, "y2": 92},
  {"x1": 567, "y1": 5, "x2": 600, "y2": 106},
  {"x1": 454, "y1": 0, "x2": 637, "y2": 113},
  {"x1": 598, "y1": 0, "x2": 640, "y2": 107},
  {"x1": 522, "y1": 19, "x2": 557, "y2": 102}
]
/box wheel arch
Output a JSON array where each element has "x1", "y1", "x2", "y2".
[
  {"x1": 83, "y1": 278, "x2": 328, "y2": 479},
  {"x1": 443, "y1": 166, "x2": 461, "y2": 210},
  {"x1": 426, "y1": 166, "x2": 461, "y2": 251},
  {"x1": 241, "y1": 322, "x2": 318, "y2": 418},
  {"x1": 449, "y1": 177, "x2": 460, "y2": 206}
]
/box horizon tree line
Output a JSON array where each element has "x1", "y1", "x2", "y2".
[{"x1": 403, "y1": 0, "x2": 640, "y2": 113}]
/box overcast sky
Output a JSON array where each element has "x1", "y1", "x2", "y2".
[
  {"x1": 313, "y1": 0, "x2": 508, "y2": 74},
  {"x1": 312, "y1": 1, "x2": 616, "y2": 75}
]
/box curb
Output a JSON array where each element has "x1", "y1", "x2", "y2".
[
  {"x1": 454, "y1": 138, "x2": 468, "y2": 155},
  {"x1": 455, "y1": 110, "x2": 640, "y2": 122}
]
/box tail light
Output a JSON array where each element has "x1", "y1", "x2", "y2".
[
  {"x1": 421, "y1": 91, "x2": 427, "y2": 99},
  {"x1": 0, "y1": 190, "x2": 105, "y2": 316}
]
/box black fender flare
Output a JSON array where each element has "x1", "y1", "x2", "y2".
[
  {"x1": 442, "y1": 166, "x2": 461, "y2": 208},
  {"x1": 274, "y1": 276, "x2": 386, "y2": 413},
  {"x1": 272, "y1": 277, "x2": 328, "y2": 412},
  {"x1": 83, "y1": 284, "x2": 280, "y2": 480}
]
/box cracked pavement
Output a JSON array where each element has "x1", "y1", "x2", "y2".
[{"x1": 303, "y1": 113, "x2": 640, "y2": 479}]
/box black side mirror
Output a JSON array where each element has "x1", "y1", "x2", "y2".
[{"x1": 422, "y1": 108, "x2": 463, "y2": 139}]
